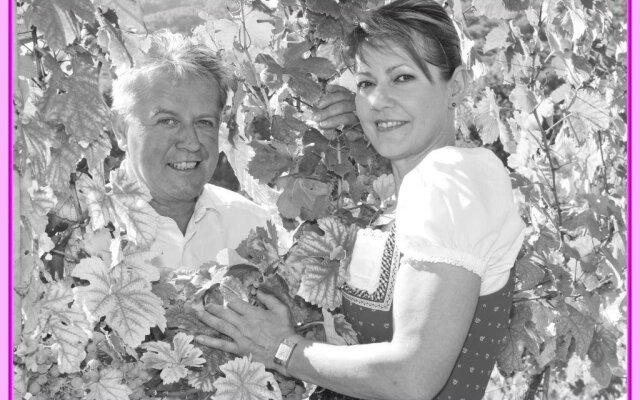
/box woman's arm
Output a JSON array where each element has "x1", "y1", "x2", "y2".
[
  {"x1": 286, "y1": 261, "x2": 480, "y2": 400},
  {"x1": 196, "y1": 260, "x2": 480, "y2": 400}
]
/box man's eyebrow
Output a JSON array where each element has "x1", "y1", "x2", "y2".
[{"x1": 150, "y1": 108, "x2": 177, "y2": 117}]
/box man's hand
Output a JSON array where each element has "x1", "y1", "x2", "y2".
[
  {"x1": 313, "y1": 85, "x2": 359, "y2": 129},
  {"x1": 195, "y1": 291, "x2": 297, "y2": 370}
]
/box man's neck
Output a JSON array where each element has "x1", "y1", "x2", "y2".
[{"x1": 150, "y1": 198, "x2": 197, "y2": 235}]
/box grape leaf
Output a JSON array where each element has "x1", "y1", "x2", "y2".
[
  {"x1": 188, "y1": 345, "x2": 234, "y2": 393},
  {"x1": 141, "y1": 332, "x2": 206, "y2": 384},
  {"x1": 306, "y1": 0, "x2": 342, "y2": 19},
  {"x1": 46, "y1": 142, "x2": 83, "y2": 193},
  {"x1": 86, "y1": 368, "x2": 132, "y2": 400},
  {"x1": 21, "y1": 179, "x2": 57, "y2": 235},
  {"x1": 483, "y1": 23, "x2": 510, "y2": 53},
  {"x1": 472, "y1": 0, "x2": 517, "y2": 20},
  {"x1": 248, "y1": 141, "x2": 293, "y2": 184},
  {"x1": 14, "y1": 117, "x2": 61, "y2": 183},
  {"x1": 286, "y1": 217, "x2": 357, "y2": 309},
  {"x1": 504, "y1": 0, "x2": 530, "y2": 11},
  {"x1": 307, "y1": 11, "x2": 343, "y2": 41},
  {"x1": 557, "y1": 303, "x2": 596, "y2": 358},
  {"x1": 39, "y1": 282, "x2": 91, "y2": 373},
  {"x1": 284, "y1": 57, "x2": 336, "y2": 79},
  {"x1": 112, "y1": 251, "x2": 163, "y2": 282},
  {"x1": 567, "y1": 89, "x2": 611, "y2": 132},
  {"x1": 24, "y1": 0, "x2": 95, "y2": 52},
  {"x1": 497, "y1": 303, "x2": 538, "y2": 374},
  {"x1": 587, "y1": 327, "x2": 618, "y2": 387},
  {"x1": 509, "y1": 84, "x2": 537, "y2": 114},
  {"x1": 213, "y1": 356, "x2": 282, "y2": 400},
  {"x1": 236, "y1": 221, "x2": 282, "y2": 273},
  {"x1": 515, "y1": 253, "x2": 546, "y2": 291},
  {"x1": 284, "y1": 72, "x2": 324, "y2": 104},
  {"x1": 93, "y1": 0, "x2": 147, "y2": 32},
  {"x1": 44, "y1": 61, "x2": 111, "y2": 146},
  {"x1": 276, "y1": 177, "x2": 331, "y2": 220},
  {"x1": 475, "y1": 88, "x2": 508, "y2": 145},
  {"x1": 72, "y1": 256, "x2": 167, "y2": 348}
]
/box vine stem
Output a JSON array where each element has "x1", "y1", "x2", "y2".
[
  {"x1": 30, "y1": 26, "x2": 44, "y2": 83},
  {"x1": 533, "y1": 110, "x2": 564, "y2": 240},
  {"x1": 597, "y1": 131, "x2": 610, "y2": 194}
]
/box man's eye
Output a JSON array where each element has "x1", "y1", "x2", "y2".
[
  {"x1": 395, "y1": 74, "x2": 414, "y2": 83},
  {"x1": 196, "y1": 120, "x2": 217, "y2": 129},
  {"x1": 158, "y1": 118, "x2": 177, "y2": 126}
]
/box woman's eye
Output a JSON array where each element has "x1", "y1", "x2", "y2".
[
  {"x1": 395, "y1": 74, "x2": 414, "y2": 83},
  {"x1": 356, "y1": 81, "x2": 374, "y2": 90}
]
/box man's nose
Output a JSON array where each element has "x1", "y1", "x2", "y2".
[{"x1": 176, "y1": 123, "x2": 202, "y2": 152}]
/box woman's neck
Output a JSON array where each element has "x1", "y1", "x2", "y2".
[
  {"x1": 150, "y1": 198, "x2": 197, "y2": 235},
  {"x1": 391, "y1": 135, "x2": 455, "y2": 196}
]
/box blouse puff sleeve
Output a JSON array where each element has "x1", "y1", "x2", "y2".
[{"x1": 396, "y1": 146, "x2": 526, "y2": 296}]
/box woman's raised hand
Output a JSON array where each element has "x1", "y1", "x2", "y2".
[
  {"x1": 195, "y1": 291, "x2": 297, "y2": 369},
  {"x1": 313, "y1": 85, "x2": 359, "y2": 129}
]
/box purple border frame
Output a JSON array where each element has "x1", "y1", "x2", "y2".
[{"x1": 0, "y1": 2, "x2": 636, "y2": 400}]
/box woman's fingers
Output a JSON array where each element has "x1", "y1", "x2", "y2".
[
  {"x1": 256, "y1": 290, "x2": 288, "y2": 313},
  {"x1": 194, "y1": 335, "x2": 240, "y2": 355},
  {"x1": 197, "y1": 309, "x2": 243, "y2": 340},
  {"x1": 204, "y1": 303, "x2": 246, "y2": 328}
]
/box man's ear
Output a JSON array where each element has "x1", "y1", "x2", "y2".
[
  {"x1": 449, "y1": 65, "x2": 468, "y2": 107},
  {"x1": 112, "y1": 113, "x2": 128, "y2": 151}
]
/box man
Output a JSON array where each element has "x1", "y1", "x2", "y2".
[{"x1": 111, "y1": 32, "x2": 269, "y2": 270}]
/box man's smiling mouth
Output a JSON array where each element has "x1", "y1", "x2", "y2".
[{"x1": 168, "y1": 161, "x2": 200, "y2": 171}]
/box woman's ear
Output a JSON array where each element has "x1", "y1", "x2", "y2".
[
  {"x1": 449, "y1": 65, "x2": 468, "y2": 107},
  {"x1": 112, "y1": 113, "x2": 128, "y2": 151}
]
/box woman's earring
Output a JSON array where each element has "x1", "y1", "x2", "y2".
[{"x1": 451, "y1": 102, "x2": 457, "y2": 108}]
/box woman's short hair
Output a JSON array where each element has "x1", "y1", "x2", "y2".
[
  {"x1": 111, "y1": 32, "x2": 233, "y2": 119},
  {"x1": 347, "y1": 0, "x2": 462, "y2": 82}
]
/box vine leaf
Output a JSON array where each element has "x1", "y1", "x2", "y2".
[
  {"x1": 236, "y1": 221, "x2": 282, "y2": 273},
  {"x1": 141, "y1": 332, "x2": 206, "y2": 384},
  {"x1": 286, "y1": 217, "x2": 357, "y2": 310},
  {"x1": 276, "y1": 177, "x2": 331, "y2": 220},
  {"x1": 515, "y1": 254, "x2": 546, "y2": 291},
  {"x1": 557, "y1": 304, "x2": 596, "y2": 358},
  {"x1": 475, "y1": 87, "x2": 508, "y2": 145},
  {"x1": 247, "y1": 141, "x2": 293, "y2": 184},
  {"x1": 14, "y1": 118, "x2": 61, "y2": 185},
  {"x1": 44, "y1": 61, "x2": 111, "y2": 146},
  {"x1": 567, "y1": 89, "x2": 611, "y2": 133},
  {"x1": 510, "y1": 84, "x2": 537, "y2": 114},
  {"x1": 39, "y1": 282, "x2": 91, "y2": 373},
  {"x1": 86, "y1": 368, "x2": 132, "y2": 400},
  {"x1": 112, "y1": 251, "x2": 163, "y2": 282},
  {"x1": 305, "y1": 0, "x2": 342, "y2": 19},
  {"x1": 46, "y1": 142, "x2": 83, "y2": 193},
  {"x1": 24, "y1": 0, "x2": 95, "y2": 52},
  {"x1": 497, "y1": 303, "x2": 538, "y2": 374},
  {"x1": 93, "y1": 0, "x2": 147, "y2": 32},
  {"x1": 213, "y1": 356, "x2": 282, "y2": 400},
  {"x1": 483, "y1": 23, "x2": 510, "y2": 53},
  {"x1": 72, "y1": 256, "x2": 167, "y2": 348}
]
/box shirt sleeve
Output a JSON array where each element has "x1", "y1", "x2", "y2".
[{"x1": 395, "y1": 147, "x2": 525, "y2": 282}]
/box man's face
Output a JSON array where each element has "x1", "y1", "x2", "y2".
[{"x1": 123, "y1": 73, "x2": 222, "y2": 206}]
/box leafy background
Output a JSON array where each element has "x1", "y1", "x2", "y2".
[{"x1": 12, "y1": 0, "x2": 627, "y2": 399}]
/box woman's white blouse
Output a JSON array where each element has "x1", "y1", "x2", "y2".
[{"x1": 395, "y1": 146, "x2": 526, "y2": 295}]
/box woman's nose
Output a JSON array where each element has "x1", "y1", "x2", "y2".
[{"x1": 369, "y1": 85, "x2": 394, "y2": 110}]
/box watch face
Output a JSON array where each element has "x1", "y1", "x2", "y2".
[{"x1": 275, "y1": 343, "x2": 292, "y2": 365}]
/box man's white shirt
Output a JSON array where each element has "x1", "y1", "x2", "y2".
[{"x1": 151, "y1": 183, "x2": 270, "y2": 270}]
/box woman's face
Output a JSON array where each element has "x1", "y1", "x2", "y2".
[{"x1": 354, "y1": 44, "x2": 455, "y2": 171}]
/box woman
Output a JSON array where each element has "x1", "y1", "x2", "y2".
[{"x1": 196, "y1": 1, "x2": 525, "y2": 399}]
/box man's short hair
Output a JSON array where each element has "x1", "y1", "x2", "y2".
[{"x1": 111, "y1": 31, "x2": 233, "y2": 119}]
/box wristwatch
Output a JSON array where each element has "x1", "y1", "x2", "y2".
[{"x1": 273, "y1": 335, "x2": 303, "y2": 372}]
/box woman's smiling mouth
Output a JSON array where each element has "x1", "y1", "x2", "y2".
[{"x1": 375, "y1": 120, "x2": 408, "y2": 131}]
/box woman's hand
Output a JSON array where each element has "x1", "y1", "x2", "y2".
[
  {"x1": 313, "y1": 85, "x2": 359, "y2": 129},
  {"x1": 195, "y1": 291, "x2": 297, "y2": 370}
]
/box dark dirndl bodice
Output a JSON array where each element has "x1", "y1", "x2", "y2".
[{"x1": 311, "y1": 226, "x2": 515, "y2": 400}]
